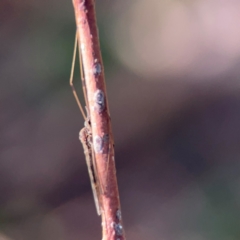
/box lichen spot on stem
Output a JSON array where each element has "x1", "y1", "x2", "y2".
[
  {"x1": 94, "y1": 90, "x2": 105, "y2": 113},
  {"x1": 116, "y1": 209, "x2": 122, "y2": 221},
  {"x1": 94, "y1": 135, "x2": 104, "y2": 153},
  {"x1": 93, "y1": 61, "x2": 101, "y2": 77},
  {"x1": 111, "y1": 222, "x2": 123, "y2": 236},
  {"x1": 81, "y1": 43, "x2": 85, "y2": 51}
]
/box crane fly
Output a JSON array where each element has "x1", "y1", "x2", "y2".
[
  {"x1": 79, "y1": 113, "x2": 101, "y2": 215},
  {"x1": 69, "y1": 31, "x2": 104, "y2": 216}
]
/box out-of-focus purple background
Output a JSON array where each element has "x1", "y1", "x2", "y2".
[{"x1": 1, "y1": 0, "x2": 240, "y2": 239}]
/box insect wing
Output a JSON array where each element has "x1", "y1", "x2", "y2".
[{"x1": 79, "y1": 127, "x2": 101, "y2": 215}]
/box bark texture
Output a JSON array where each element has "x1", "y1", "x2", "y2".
[{"x1": 72, "y1": 1, "x2": 125, "y2": 239}]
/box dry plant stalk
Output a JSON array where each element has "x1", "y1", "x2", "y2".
[{"x1": 71, "y1": 0, "x2": 125, "y2": 239}]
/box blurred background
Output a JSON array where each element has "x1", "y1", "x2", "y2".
[{"x1": 1, "y1": 0, "x2": 240, "y2": 239}]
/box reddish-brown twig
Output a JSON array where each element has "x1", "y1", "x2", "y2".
[{"x1": 72, "y1": 1, "x2": 125, "y2": 239}]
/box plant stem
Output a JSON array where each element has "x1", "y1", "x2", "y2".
[{"x1": 72, "y1": 1, "x2": 125, "y2": 239}]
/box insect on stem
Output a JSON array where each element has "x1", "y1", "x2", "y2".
[
  {"x1": 69, "y1": 30, "x2": 102, "y2": 216},
  {"x1": 79, "y1": 123, "x2": 101, "y2": 215}
]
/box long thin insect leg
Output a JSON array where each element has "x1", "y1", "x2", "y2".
[
  {"x1": 69, "y1": 30, "x2": 86, "y2": 120},
  {"x1": 77, "y1": 34, "x2": 89, "y2": 111}
]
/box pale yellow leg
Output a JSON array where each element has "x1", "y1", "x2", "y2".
[
  {"x1": 69, "y1": 31, "x2": 86, "y2": 120},
  {"x1": 76, "y1": 34, "x2": 89, "y2": 113}
]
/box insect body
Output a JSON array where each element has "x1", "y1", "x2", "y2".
[{"x1": 79, "y1": 116, "x2": 101, "y2": 215}]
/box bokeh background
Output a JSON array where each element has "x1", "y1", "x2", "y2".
[{"x1": 1, "y1": 0, "x2": 240, "y2": 239}]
